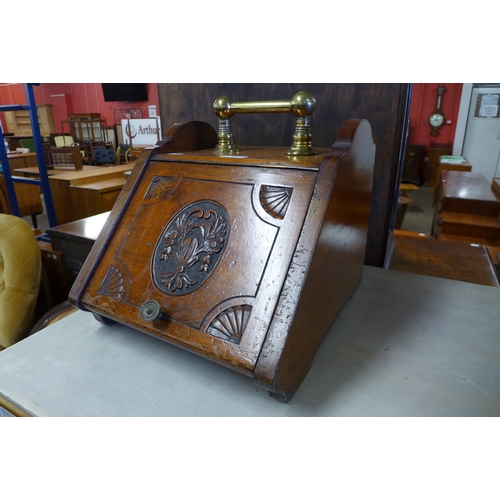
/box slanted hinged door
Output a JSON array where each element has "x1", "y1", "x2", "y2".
[{"x1": 80, "y1": 158, "x2": 317, "y2": 374}]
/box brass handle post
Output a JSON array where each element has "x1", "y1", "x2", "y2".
[{"x1": 213, "y1": 91, "x2": 317, "y2": 156}]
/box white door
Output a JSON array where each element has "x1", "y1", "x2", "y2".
[{"x1": 461, "y1": 84, "x2": 500, "y2": 183}]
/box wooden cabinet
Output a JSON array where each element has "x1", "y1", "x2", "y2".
[
  {"x1": 69, "y1": 178, "x2": 126, "y2": 221},
  {"x1": 61, "y1": 113, "x2": 107, "y2": 164},
  {"x1": 402, "y1": 144, "x2": 425, "y2": 184},
  {"x1": 433, "y1": 170, "x2": 500, "y2": 250},
  {"x1": 0, "y1": 153, "x2": 42, "y2": 223},
  {"x1": 38, "y1": 240, "x2": 71, "y2": 308},
  {"x1": 432, "y1": 156, "x2": 472, "y2": 205},
  {"x1": 48, "y1": 165, "x2": 130, "y2": 224},
  {"x1": 426, "y1": 142, "x2": 452, "y2": 187},
  {"x1": 0, "y1": 174, "x2": 43, "y2": 221},
  {"x1": 61, "y1": 113, "x2": 106, "y2": 143},
  {"x1": 435, "y1": 156, "x2": 472, "y2": 188},
  {"x1": 61, "y1": 113, "x2": 106, "y2": 145},
  {"x1": 47, "y1": 212, "x2": 109, "y2": 284},
  {"x1": 69, "y1": 119, "x2": 376, "y2": 402},
  {"x1": 6, "y1": 152, "x2": 38, "y2": 169},
  {"x1": 4, "y1": 104, "x2": 56, "y2": 138}
]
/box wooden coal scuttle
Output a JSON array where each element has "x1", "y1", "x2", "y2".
[{"x1": 69, "y1": 92, "x2": 375, "y2": 402}]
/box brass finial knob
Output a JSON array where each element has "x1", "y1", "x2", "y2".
[
  {"x1": 213, "y1": 96, "x2": 234, "y2": 119},
  {"x1": 290, "y1": 91, "x2": 316, "y2": 117}
]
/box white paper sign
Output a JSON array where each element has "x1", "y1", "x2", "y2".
[
  {"x1": 475, "y1": 94, "x2": 500, "y2": 118},
  {"x1": 479, "y1": 105, "x2": 498, "y2": 117},
  {"x1": 121, "y1": 118, "x2": 161, "y2": 146}
]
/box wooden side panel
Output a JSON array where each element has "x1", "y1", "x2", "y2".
[{"x1": 254, "y1": 119, "x2": 376, "y2": 401}]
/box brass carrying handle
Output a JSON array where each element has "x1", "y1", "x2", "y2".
[{"x1": 212, "y1": 91, "x2": 317, "y2": 156}]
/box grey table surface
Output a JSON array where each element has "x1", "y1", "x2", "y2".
[{"x1": 1, "y1": 265, "x2": 499, "y2": 417}]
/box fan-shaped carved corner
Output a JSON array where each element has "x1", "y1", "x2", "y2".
[
  {"x1": 144, "y1": 176, "x2": 176, "y2": 201},
  {"x1": 259, "y1": 185, "x2": 293, "y2": 219},
  {"x1": 98, "y1": 265, "x2": 124, "y2": 300},
  {"x1": 206, "y1": 305, "x2": 252, "y2": 344}
]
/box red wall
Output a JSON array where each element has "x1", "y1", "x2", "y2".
[
  {"x1": 408, "y1": 83, "x2": 463, "y2": 151},
  {"x1": 0, "y1": 83, "x2": 160, "y2": 134}
]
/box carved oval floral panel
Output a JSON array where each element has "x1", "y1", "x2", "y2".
[{"x1": 152, "y1": 201, "x2": 229, "y2": 296}]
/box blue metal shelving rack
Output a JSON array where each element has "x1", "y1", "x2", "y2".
[{"x1": 0, "y1": 83, "x2": 58, "y2": 229}]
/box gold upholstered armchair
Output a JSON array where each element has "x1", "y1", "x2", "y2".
[{"x1": 0, "y1": 214, "x2": 41, "y2": 350}]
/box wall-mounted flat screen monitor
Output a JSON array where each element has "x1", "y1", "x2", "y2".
[{"x1": 102, "y1": 83, "x2": 148, "y2": 102}]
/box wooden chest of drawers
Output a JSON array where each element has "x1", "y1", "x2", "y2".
[
  {"x1": 433, "y1": 170, "x2": 500, "y2": 248},
  {"x1": 69, "y1": 119, "x2": 375, "y2": 402}
]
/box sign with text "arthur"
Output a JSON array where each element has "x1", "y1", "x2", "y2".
[{"x1": 121, "y1": 118, "x2": 162, "y2": 147}]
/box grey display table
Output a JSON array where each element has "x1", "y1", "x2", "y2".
[{"x1": 1, "y1": 266, "x2": 499, "y2": 416}]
